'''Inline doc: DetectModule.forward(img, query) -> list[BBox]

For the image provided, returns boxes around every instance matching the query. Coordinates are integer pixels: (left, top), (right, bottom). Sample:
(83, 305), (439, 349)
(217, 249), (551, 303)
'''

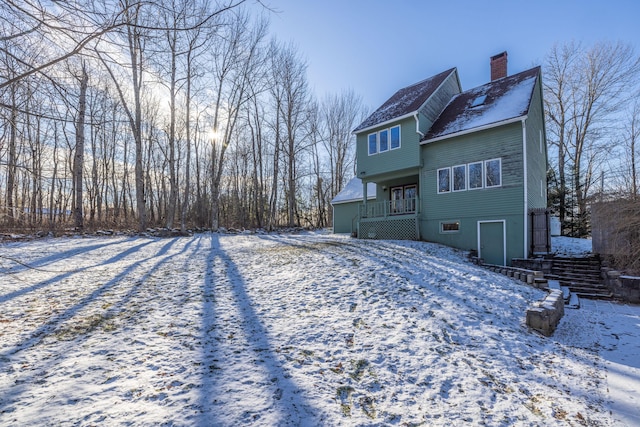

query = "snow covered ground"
(0, 232), (638, 426)
(552, 236), (593, 257)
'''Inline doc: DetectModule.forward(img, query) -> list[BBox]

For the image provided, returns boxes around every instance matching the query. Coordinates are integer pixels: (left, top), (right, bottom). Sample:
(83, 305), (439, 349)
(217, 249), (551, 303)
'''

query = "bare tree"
(544, 41), (640, 236)
(207, 12), (267, 230)
(622, 101), (640, 197)
(270, 42), (310, 227)
(72, 62), (88, 229)
(321, 89), (364, 199)
(96, 0), (151, 231)
(0, 0), (248, 90)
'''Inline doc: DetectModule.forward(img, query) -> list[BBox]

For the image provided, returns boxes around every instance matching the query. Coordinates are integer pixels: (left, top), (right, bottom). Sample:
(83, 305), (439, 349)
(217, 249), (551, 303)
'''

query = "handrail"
(359, 197), (418, 219)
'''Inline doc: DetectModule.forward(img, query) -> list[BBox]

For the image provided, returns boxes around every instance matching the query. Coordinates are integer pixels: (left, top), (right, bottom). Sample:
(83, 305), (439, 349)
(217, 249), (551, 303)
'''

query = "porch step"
(549, 255), (611, 300)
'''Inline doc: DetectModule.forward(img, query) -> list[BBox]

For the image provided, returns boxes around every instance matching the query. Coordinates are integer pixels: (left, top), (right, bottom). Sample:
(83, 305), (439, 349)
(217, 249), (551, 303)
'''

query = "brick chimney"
(490, 51), (508, 81)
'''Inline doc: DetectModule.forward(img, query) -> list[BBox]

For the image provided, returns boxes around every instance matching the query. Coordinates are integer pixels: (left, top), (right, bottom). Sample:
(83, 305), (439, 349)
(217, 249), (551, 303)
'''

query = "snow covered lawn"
(0, 233), (638, 426)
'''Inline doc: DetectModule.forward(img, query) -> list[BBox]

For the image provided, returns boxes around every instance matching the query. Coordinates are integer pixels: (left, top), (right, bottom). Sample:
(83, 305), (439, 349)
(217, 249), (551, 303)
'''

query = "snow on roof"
(423, 67), (540, 142)
(331, 177), (376, 204)
(353, 68), (456, 133)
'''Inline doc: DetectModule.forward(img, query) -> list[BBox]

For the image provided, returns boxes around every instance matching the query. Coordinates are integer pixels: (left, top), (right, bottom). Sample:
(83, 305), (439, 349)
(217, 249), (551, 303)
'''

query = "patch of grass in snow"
(553, 405), (568, 420)
(330, 362), (344, 374)
(336, 386), (355, 417)
(524, 394), (545, 417)
(54, 313), (116, 340)
(349, 359), (370, 381)
(359, 395), (376, 419)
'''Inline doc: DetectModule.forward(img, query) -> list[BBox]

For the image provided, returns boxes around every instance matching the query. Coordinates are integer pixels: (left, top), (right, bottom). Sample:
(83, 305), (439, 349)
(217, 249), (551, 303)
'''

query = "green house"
(331, 177), (376, 234)
(344, 52), (548, 266)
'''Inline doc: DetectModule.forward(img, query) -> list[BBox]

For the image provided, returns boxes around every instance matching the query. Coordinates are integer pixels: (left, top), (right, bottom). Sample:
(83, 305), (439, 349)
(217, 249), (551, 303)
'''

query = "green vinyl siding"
(416, 71), (462, 135)
(332, 202), (360, 234)
(420, 214), (524, 265)
(525, 77), (548, 210)
(419, 122), (526, 263)
(356, 117), (420, 179)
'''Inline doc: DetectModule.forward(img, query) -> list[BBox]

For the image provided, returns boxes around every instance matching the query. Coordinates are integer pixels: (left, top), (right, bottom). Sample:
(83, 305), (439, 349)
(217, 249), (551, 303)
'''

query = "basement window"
(440, 221), (460, 233)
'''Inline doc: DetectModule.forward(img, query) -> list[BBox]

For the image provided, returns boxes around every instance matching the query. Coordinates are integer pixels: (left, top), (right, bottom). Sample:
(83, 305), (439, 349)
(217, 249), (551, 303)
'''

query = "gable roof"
(331, 177), (376, 205)
(353, 68), (457, 133)
(422, 66), (540, 143)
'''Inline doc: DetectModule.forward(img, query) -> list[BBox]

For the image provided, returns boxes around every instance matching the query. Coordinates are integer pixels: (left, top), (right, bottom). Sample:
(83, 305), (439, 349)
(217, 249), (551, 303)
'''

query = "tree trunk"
(6, 85), (17, 227)
(73, 64), (88, 229)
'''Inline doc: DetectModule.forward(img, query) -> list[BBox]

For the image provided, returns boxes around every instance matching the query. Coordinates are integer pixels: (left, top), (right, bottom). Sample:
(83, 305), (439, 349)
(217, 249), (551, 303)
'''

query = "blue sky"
(265, 0), (640, 111)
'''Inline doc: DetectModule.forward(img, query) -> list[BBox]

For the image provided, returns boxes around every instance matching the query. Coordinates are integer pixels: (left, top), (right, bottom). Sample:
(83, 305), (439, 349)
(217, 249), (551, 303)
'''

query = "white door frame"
(477, 219), (506, 266)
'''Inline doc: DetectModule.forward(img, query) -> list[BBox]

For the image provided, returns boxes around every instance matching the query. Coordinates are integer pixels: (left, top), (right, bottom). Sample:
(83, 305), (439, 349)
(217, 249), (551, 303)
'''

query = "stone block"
(526, 289), (565, 337)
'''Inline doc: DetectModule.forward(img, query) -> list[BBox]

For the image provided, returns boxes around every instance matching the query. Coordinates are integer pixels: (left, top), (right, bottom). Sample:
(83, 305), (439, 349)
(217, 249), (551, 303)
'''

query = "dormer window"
(470, 94), (487, 108)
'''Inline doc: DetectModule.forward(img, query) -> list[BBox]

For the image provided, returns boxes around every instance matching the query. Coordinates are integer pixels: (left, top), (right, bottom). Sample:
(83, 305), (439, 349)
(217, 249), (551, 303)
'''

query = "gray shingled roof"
(353, 68), (456, 133)
(422, 67), (540, 142)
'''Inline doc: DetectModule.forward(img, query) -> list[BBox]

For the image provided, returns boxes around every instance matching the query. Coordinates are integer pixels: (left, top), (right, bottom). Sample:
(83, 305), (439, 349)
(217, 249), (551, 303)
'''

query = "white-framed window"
(440, 221), (460, 233)
(437, 157), (502, 193)
(379, 129), (389, 152)
(437, 167), (451, 193)
(368, 126), (401, 155)
(390, 184), (417, 214)
(468, 161), (483, 189)
(453, 164), (466, 192)
(390, 125), (401, 149)
(485, 158), (501, 188)
(368, 133), (377, 155)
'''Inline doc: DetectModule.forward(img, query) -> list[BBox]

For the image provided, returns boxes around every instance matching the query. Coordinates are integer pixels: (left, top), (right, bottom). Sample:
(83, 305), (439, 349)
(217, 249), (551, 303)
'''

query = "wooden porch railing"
(359, 197), (419, 219)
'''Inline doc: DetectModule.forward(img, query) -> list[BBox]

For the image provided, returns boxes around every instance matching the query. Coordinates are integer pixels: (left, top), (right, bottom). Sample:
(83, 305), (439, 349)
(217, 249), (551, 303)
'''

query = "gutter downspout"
(522, 118), (528, 259)
(414, 113), (424, 241)
(414, 113), (424, 138)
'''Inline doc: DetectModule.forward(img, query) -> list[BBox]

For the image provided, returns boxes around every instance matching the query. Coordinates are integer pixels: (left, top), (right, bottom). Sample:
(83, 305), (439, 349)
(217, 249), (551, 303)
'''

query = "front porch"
(356, 198), (420, 240)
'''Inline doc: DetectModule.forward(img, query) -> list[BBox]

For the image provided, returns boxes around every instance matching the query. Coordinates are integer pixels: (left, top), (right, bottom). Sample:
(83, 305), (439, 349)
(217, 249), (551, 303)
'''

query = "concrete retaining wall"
(602, 269), (640, 303)
(526, 289), (565, 336)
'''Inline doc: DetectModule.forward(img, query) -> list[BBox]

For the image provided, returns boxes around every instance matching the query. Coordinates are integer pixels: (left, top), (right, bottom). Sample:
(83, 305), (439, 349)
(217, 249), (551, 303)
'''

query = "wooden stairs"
(547, 255), (612, 300)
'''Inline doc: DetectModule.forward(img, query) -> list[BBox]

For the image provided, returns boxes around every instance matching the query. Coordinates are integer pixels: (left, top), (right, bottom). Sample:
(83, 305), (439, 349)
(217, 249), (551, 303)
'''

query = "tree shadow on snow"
(198, 233), (316, 426)
(0, 238), (155, 304)
(0, 236), (198, 417)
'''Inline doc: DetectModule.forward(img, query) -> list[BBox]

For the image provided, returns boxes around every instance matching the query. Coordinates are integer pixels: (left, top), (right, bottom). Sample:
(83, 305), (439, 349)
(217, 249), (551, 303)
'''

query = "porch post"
(362, 181), (368, 208)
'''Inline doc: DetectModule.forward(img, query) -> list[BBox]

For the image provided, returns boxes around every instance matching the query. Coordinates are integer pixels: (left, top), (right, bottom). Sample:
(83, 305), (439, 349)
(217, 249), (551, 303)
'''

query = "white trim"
(331, 195), (376, 205)
(477, 219), (507, 266)
(437, 167), (451, 194)
(522, 119), (528, 259)
(421, 115), (527, 145)
(354, 69), (459, 135)
(484, 158), (502, 188)
(539, 129), (543, 153)
(379, 128), (389, 152)
(452, 164), (467, 192)
(414, 113), (424, 138)
(390, 125), (401, 150)
(468, 161), (484, 190)
(440, 220), (461, 233)
(355, 112), (416, 135)
(367, 132), (378, 156)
